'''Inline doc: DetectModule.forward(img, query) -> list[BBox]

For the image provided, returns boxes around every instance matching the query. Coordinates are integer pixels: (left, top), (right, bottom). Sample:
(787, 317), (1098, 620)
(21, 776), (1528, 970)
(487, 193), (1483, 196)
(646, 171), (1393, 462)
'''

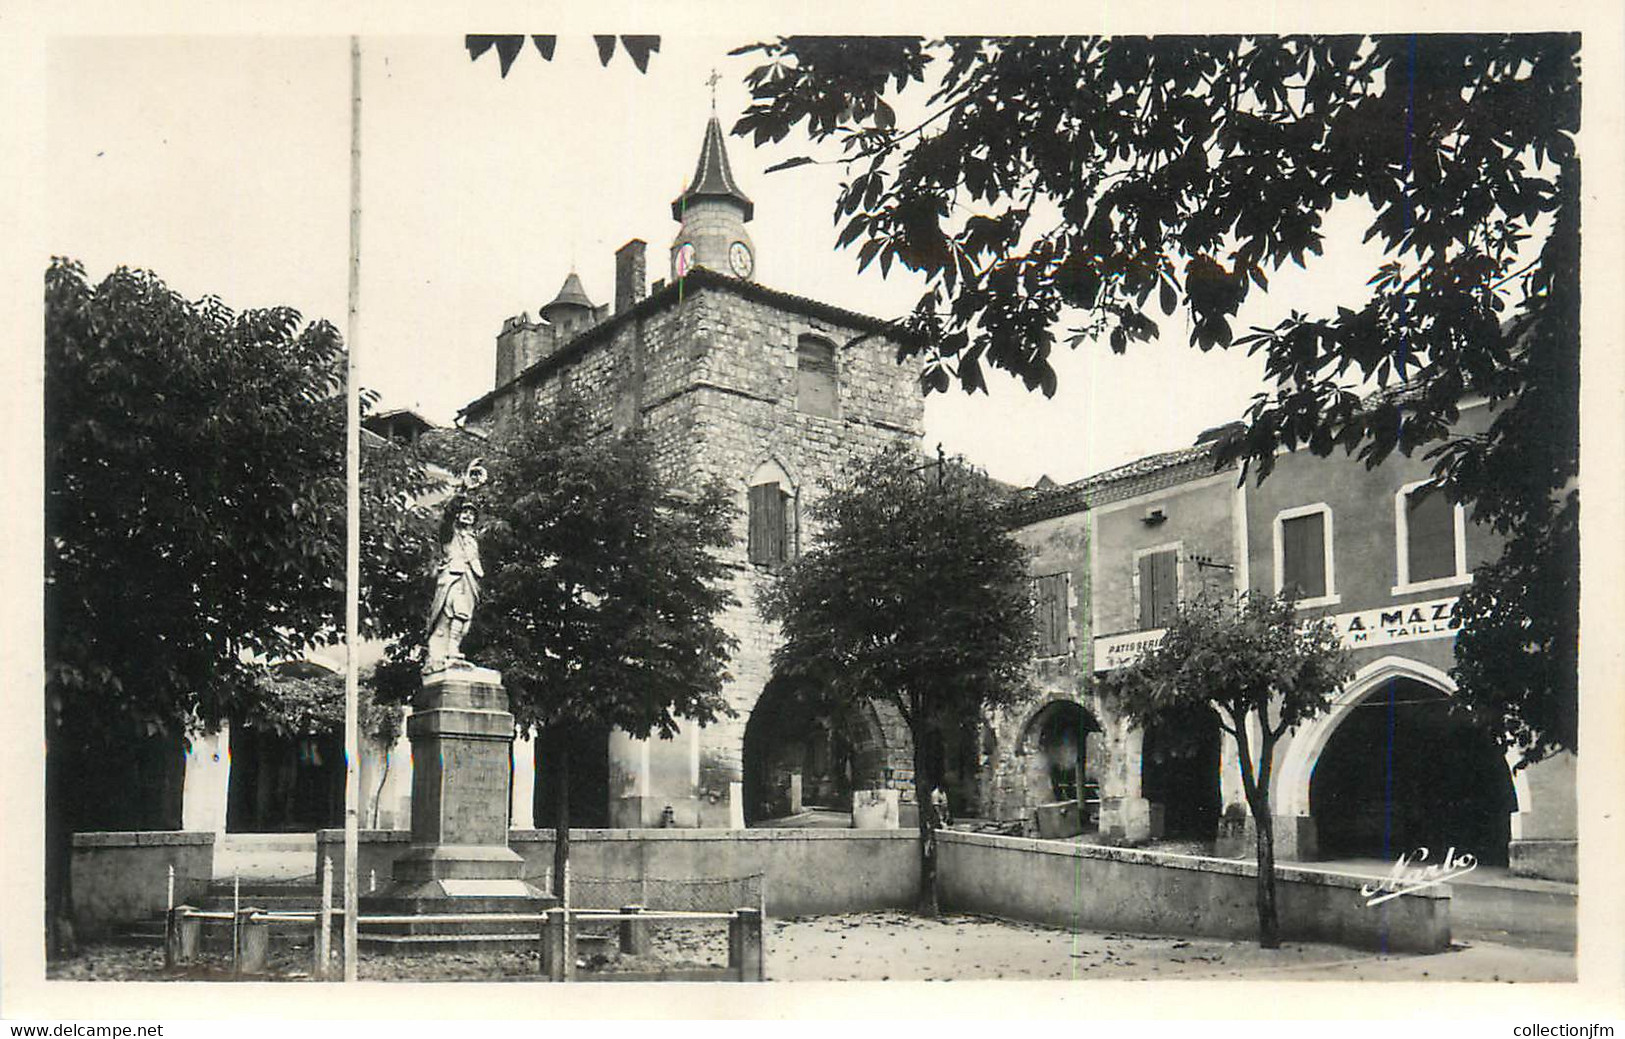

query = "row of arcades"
(728, 400), (1574, 880)
(69, 407), (1573, 881)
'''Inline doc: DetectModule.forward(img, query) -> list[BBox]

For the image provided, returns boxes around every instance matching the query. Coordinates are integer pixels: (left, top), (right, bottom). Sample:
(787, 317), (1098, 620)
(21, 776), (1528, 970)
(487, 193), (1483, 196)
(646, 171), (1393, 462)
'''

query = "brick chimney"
(615, 239), (647, 315)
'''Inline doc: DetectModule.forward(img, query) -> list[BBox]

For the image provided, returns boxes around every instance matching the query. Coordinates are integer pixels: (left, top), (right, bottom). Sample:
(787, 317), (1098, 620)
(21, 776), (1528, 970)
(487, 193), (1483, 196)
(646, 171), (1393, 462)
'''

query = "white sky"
(42, 34), (1413, 488)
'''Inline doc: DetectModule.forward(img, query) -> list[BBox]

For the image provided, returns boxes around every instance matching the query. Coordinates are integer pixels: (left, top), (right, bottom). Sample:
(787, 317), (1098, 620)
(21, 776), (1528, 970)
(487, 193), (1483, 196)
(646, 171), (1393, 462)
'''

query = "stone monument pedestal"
(362, 664), (552, 948)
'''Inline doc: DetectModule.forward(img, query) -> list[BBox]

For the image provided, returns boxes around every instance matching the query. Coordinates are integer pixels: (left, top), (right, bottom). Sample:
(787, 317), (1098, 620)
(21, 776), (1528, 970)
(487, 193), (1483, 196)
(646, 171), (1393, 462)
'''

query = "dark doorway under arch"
(1019, 700), (1101, 826)
(534, 723), (611, 829)
(226, 725), (344, 833)
(1141, 704), (1222, 842)
(58, 726), (186, 833)
(1310, 678), (1516, 865)
(742, 678), (884, 825)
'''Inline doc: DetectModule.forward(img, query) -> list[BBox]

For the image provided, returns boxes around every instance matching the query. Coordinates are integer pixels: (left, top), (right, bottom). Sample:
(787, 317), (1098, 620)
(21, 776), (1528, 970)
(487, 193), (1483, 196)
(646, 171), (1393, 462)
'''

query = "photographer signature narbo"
(1360, 846), (1478, 906)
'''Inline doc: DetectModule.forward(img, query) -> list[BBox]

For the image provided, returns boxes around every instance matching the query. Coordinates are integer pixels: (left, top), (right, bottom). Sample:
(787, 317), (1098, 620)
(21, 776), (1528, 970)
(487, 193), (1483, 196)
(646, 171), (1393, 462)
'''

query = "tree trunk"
(913, 725), (939, 916)
(1230, 711), (1281, 949)
(1253, 802), (1281, 949)
(44, 731), (77, 959)
(552, 737), (570, 903)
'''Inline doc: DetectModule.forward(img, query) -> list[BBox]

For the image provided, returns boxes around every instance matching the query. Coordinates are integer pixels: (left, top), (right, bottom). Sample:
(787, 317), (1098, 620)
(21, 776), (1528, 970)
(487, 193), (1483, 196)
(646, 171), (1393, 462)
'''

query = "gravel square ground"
(43, 911), (1573, 984)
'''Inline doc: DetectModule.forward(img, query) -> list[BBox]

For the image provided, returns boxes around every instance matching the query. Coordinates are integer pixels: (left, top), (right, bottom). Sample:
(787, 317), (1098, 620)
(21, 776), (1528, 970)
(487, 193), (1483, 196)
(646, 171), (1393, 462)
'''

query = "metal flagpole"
(343, 34), (363, 983)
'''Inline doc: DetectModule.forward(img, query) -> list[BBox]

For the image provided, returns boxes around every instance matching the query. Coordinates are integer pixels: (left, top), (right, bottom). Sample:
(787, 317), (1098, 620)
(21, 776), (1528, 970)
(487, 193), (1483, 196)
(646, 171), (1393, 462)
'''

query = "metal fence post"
(727, 911), (741, 971)
(164, 907), (186, 968)
(735, 907), (763, 982)
(238, 910), (268, 974)
(231, 873), (241, 977)
(177, 908), (201, 964)
(619, 904), (649, 956)
(543, 907), (572, 981)
(317, 855), (334, 980)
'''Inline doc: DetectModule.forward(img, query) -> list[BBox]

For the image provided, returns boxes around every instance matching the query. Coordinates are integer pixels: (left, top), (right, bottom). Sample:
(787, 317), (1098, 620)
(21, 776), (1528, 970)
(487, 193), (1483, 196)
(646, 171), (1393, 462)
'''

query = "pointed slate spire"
(540, 270), (594, 318)
(671, 115), (754, 222)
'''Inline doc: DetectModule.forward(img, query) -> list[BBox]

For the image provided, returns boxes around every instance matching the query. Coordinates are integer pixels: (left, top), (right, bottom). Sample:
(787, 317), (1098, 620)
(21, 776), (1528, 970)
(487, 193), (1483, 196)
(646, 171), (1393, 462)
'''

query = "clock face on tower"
(729, 241), (754, 279)
(674, 242), (697, 279)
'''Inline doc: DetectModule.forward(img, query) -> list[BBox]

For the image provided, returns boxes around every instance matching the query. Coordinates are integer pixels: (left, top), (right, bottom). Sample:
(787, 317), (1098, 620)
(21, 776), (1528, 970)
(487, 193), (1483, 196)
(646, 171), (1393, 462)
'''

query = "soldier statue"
(425, 460), (488, 668)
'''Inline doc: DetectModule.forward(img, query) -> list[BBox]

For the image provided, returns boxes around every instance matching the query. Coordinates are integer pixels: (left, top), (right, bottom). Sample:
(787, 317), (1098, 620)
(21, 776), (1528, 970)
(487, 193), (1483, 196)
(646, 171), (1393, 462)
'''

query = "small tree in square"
(759, 442), (1036, 914)
(456, 399), (738, 899)
(1094, 592), (1353, 948)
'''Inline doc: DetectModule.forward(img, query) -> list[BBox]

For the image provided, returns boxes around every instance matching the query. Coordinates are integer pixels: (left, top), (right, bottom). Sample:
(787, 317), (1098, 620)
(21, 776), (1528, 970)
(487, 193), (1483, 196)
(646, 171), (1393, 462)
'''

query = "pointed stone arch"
(1013, 698), (1103, 828)
(1274, 654), (1530, 862)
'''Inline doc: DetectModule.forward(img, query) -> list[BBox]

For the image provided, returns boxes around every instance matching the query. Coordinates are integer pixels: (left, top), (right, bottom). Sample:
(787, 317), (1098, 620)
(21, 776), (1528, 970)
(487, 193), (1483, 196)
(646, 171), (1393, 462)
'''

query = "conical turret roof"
(671, 115), (754, 222)
(541, 271), (595, 315)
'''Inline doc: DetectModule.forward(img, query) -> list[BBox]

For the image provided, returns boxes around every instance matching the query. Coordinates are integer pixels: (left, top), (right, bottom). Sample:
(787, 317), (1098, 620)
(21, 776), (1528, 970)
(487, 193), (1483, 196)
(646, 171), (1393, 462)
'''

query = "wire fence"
(569, 873), (765, 914)
(156, 864), (764, 914)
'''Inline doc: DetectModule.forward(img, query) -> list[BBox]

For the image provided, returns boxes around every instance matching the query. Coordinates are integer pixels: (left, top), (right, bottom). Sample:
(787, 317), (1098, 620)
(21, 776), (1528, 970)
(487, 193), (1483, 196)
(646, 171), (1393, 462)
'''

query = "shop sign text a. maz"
(1091, 596), (1462, 672)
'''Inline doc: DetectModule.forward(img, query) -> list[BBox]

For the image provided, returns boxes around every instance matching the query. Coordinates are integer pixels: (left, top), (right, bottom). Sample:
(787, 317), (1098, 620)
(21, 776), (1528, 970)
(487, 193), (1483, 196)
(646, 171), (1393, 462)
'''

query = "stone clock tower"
(670, 114), (756, 282)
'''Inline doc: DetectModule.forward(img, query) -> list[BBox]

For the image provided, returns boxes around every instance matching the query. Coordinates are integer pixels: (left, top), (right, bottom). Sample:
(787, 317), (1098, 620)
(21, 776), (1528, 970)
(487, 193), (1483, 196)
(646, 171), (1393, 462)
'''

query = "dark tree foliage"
(466, 34), (660, 77)
(1095, 593), (1353, 948)
(1451, 488), (1579, 762)
(733, 35), (1580, 762)
(43, 259), (430, 954)
(456, 400), (738, 897)
(759, 443), (1036, 913)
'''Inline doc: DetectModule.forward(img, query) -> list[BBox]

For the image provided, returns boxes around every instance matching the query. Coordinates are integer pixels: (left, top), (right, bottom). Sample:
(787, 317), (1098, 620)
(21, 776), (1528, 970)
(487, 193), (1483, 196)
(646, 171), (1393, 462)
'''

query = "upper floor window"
(1274, 503), (1338, 606)
(1135, 547), (1179, 630)
(1394, 480), (1470, 593)
(796, 335), (838, 418)
(1033, 572), (1070, 656)
(748, 480), (796, 568)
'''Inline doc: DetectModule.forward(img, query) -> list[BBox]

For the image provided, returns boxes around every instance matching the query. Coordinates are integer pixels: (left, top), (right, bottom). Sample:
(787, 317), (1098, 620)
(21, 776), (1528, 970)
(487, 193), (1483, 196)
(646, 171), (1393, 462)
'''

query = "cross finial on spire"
(707, 67), (721, 110)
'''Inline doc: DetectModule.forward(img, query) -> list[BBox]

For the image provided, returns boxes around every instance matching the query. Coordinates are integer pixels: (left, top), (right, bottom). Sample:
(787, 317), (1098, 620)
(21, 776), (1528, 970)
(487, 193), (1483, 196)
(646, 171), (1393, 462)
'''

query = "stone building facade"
(144, 117), (1574, 886)
(458, 115), (925, 828)
(1005, 402), (1577, 881)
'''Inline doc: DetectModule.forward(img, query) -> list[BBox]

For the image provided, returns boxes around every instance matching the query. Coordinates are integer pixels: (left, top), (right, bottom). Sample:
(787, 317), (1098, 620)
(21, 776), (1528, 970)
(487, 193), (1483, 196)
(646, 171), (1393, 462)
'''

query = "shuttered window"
(748, 482), (792, 567)
(1137, 550), (1178, 629)
(1280, 512), (1327, 599)
(1405, 486), (1457, 583)
(796, 337), (838, 418)
(1033, 573), (1070, 656)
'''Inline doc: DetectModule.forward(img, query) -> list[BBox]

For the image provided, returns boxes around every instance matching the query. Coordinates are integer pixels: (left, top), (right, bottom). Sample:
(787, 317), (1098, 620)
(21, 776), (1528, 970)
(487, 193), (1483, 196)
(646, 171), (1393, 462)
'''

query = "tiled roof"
(1005, 443), (1231, 526)
(459, 266), (915, 422)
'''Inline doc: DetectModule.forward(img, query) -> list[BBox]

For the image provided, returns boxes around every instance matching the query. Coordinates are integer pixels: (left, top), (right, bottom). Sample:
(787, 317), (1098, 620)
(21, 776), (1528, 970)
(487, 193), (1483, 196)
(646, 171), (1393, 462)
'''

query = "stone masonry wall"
(985, 511), (1095, 826)
(646, 287), (923, 820)
(472, 280), (923, 825)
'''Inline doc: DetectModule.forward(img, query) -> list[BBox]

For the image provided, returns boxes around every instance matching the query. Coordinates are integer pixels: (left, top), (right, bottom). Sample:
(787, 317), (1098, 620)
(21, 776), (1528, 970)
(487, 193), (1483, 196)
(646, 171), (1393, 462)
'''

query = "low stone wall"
(71, 831), (215, 936)
(1509, 839), (1577, 883)
(318, 828), (919, 915)
(314, 829), (412, 898)
(311, 827), (1450, 953)
(937, 831), (1450, 953)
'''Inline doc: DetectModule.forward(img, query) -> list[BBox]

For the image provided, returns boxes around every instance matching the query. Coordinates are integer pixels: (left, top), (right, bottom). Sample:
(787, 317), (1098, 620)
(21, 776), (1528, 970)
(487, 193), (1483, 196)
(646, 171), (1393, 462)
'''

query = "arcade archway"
(226, 725), (344, 833)
(741, 677), (887, 825)
(1141, 704), (1222, 843)
(534, 723), (611, 829)
(1280, 658), (1523, 866)
(1017, 700), (1101, 826)
(226, 662), (345, 833)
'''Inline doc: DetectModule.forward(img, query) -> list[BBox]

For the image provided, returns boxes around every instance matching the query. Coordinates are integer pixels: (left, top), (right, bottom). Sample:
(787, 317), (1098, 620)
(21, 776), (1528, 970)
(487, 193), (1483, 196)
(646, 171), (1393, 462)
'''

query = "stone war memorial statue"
(425, 459), (487, 669)
(362, 458), (551, 939)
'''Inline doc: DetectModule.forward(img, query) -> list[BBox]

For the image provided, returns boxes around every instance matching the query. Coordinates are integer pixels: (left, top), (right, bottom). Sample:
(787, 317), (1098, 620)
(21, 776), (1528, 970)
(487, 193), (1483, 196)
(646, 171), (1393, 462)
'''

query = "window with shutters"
(748, 481), (795, 568)
(1394, 480), (1470, 593)
(1135, 547), (1179, 630)
(1274, 503), (1338, 605)
(1033, 572), (1070, 656)
(796, 335), (838, 418)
